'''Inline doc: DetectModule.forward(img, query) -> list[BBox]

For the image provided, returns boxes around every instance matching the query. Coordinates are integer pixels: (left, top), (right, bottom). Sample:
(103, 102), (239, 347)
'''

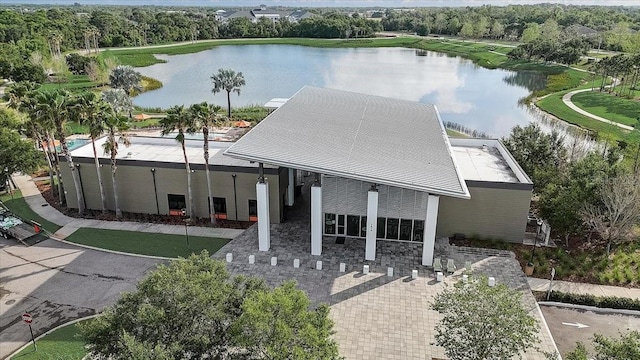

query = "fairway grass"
(536, 92), (626, 141)
(0, 190), (61, 234)
(65, 228), (230, 258)
(11, 320), (88, 360)
(571, 91), (640, 128)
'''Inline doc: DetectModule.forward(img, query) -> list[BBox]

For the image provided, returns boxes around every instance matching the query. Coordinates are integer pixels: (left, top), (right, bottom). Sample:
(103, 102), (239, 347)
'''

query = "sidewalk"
(11, 174), (246, 240)
(528, 277), (640, 300)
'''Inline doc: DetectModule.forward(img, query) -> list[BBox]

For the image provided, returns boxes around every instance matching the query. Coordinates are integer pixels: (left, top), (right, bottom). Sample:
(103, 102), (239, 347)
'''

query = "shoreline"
(98, 37), (616, 139)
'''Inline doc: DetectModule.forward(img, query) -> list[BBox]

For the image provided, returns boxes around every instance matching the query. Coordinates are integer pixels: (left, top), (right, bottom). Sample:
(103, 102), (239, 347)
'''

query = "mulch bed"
(35, 180), (252, 230)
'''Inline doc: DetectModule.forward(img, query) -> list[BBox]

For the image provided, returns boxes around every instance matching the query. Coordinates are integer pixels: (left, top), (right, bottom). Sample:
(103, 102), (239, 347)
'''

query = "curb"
(533, 301), (562, 359)
(539, 301), (640, 317)
(7, 314), (101, 360)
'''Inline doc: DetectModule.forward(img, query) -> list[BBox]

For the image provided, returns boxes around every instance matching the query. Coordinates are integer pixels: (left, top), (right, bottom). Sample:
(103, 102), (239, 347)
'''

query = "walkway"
(528, 277), (640, 300)
(562, 87), (634, 131)
(212, 182), (558, 360)
(11, 174), (245, 240)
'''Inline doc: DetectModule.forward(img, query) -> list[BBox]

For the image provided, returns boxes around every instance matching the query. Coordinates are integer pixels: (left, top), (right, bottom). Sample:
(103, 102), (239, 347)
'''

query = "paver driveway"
(0, 238), (162, 359)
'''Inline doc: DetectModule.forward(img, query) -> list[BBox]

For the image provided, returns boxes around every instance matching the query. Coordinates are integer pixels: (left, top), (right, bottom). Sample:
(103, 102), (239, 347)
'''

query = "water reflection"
(133, 45), (547, 137)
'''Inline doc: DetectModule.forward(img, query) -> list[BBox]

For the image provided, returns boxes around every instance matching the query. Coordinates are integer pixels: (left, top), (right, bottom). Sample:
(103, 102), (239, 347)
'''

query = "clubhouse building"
(60, 87), (532, 267)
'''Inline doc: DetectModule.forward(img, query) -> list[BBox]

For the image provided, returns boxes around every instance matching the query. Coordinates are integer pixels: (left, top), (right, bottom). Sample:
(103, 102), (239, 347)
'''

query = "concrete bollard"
(339, 263), (346, 272)
(462, 274), (469, 283)
(387, 267), (394, 277)
(363, 265), (370, 274)
(271, 256), (277, 266)
(248, 255), (255, 264)
(412, 270), (418, 280)
(488, 277), (496, 287)
(316, 260), (322, 270)
(293, 259), (300, 268)
(436, 272), (444, 282)
(226, 253), (233, 263)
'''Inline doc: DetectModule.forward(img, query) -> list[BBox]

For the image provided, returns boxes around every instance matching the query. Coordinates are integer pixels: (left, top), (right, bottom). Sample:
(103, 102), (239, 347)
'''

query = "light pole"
(181, 208), (190, 247)
(4, 168), (13, 200)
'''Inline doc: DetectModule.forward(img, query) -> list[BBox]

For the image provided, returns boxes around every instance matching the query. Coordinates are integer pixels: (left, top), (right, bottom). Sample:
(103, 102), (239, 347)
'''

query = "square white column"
(311, 184), (322, 256)
(256, 181), (271, 251)
(365, 190), (378, 261)
(287, 168), (295, 206)
(422, 194), (440, 266)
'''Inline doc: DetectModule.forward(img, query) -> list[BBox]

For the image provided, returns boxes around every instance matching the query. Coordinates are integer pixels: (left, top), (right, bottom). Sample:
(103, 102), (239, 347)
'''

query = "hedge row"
(546, 290), (640, 311)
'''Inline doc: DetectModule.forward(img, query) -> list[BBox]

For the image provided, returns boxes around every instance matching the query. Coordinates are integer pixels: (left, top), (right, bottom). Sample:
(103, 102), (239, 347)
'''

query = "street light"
(4, 168), (13, 200)
(181, 208), (190, 247)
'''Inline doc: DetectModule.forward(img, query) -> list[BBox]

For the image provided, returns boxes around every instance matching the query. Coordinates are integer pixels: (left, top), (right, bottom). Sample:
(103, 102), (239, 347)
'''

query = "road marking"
(562, 322), (589, 329)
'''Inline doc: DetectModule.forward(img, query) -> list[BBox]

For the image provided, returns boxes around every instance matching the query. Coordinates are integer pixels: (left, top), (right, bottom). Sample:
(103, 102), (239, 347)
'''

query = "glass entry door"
(337, 215), (346, 236)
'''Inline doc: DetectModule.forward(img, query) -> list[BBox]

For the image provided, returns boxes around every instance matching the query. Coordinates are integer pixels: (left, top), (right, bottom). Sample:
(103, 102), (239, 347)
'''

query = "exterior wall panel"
(437, 185), (531, 242)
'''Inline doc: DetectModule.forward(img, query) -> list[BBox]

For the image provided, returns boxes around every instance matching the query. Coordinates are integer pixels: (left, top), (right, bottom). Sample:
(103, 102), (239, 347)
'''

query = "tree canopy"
(0, 109), (43, 184)
(431, 276), (539, 360)
(566, 331), (640, 360)
(79, 251), (340, 360)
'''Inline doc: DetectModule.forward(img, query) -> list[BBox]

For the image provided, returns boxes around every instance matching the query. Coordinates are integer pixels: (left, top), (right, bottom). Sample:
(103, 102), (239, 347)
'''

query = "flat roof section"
(69, 136), (272, 168)
(452, 145), (518, 183)
(449, 138), (532, 185)
(225, 86), (470, 199)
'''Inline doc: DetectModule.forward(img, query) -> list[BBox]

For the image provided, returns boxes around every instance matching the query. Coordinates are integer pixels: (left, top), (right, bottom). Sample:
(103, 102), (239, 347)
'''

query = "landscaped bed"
(451, 238), (640, 287)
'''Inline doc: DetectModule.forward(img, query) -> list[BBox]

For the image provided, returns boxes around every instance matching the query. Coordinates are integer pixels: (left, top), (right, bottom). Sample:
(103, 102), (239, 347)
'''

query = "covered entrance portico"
(224, 87), (470, 267)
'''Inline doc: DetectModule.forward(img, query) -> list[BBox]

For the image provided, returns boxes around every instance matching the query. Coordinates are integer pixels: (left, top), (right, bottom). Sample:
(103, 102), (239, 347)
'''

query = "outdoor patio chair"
(433, 257), (443, 273)
(464, 260), (472, 273)
(446, 259), (456, 274)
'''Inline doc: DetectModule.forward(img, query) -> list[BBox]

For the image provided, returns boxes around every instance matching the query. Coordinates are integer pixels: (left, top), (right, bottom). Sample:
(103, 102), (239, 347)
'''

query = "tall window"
(377, 217), (386, 238)
(167, 194), (186, 215)
(324, 213), (336, 234)
(386, 218), (399, 240)
(413, 220), (424, 242)
(248, 199), (257, 221)
(213, 197), (227, 219)
(400, 219), (413, 241)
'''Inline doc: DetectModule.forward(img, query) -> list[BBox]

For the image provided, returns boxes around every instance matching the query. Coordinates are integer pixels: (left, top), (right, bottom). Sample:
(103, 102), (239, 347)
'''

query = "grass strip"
(11, 320), (88, 360)
(65, 228), (230, 258)
(0, 190), (61, 233)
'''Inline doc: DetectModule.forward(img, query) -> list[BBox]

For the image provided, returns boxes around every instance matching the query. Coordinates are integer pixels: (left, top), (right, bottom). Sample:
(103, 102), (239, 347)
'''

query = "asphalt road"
(540, 304), (640, 357)
(0, 238), (162, 359)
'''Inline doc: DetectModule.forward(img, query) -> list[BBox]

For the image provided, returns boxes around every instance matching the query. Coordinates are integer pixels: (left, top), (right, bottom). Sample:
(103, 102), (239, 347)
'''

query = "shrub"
(547, 291), (640, 311)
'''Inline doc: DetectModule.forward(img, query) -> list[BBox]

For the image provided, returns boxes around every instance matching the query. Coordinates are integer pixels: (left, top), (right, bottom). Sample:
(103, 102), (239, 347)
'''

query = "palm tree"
(188, 102), (224, 224)
(160, 105), (195, 220)
(101, 88), (134, 116)
(102, 112), (131, 218)
(35, 89), (85, 214)
(75, 92), (110, 213)
(211, 68), (246, 118)
(109, 65), (142, 96)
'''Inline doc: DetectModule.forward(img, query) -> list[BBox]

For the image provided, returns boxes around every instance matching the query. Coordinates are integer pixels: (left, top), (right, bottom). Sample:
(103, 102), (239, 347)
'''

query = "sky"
(4, 0), (640, 7)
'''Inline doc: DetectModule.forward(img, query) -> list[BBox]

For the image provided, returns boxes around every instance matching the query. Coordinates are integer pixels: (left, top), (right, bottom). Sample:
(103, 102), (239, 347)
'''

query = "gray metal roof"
(224, 86), (470, 199)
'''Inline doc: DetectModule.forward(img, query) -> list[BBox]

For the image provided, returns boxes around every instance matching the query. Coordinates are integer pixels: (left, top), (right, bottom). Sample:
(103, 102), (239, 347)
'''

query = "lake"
(133, 45), (547, 137)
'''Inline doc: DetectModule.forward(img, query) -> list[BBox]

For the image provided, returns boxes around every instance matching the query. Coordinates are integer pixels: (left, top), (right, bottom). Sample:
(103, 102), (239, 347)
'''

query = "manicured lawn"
(39, 75), (100, 92)
(572, 91), (640, 127)
(460, 239), (640, 286)
(65, 228), (230, 258)
(536, 90), (627, 142)
(0, 190), (61, 233)
(11, 320), (88, 360)
(446, 129), (468, 138)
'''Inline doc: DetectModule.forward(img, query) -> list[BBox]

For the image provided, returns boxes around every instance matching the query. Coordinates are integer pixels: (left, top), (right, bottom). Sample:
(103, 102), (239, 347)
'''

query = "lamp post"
(4, 168), (13, 200)
(181, 208), (190, 247)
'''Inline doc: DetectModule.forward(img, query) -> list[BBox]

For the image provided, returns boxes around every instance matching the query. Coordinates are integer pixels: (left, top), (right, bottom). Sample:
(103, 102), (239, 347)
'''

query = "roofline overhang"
(223, 150), (471, 199)
(434, 105), (471, 199)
